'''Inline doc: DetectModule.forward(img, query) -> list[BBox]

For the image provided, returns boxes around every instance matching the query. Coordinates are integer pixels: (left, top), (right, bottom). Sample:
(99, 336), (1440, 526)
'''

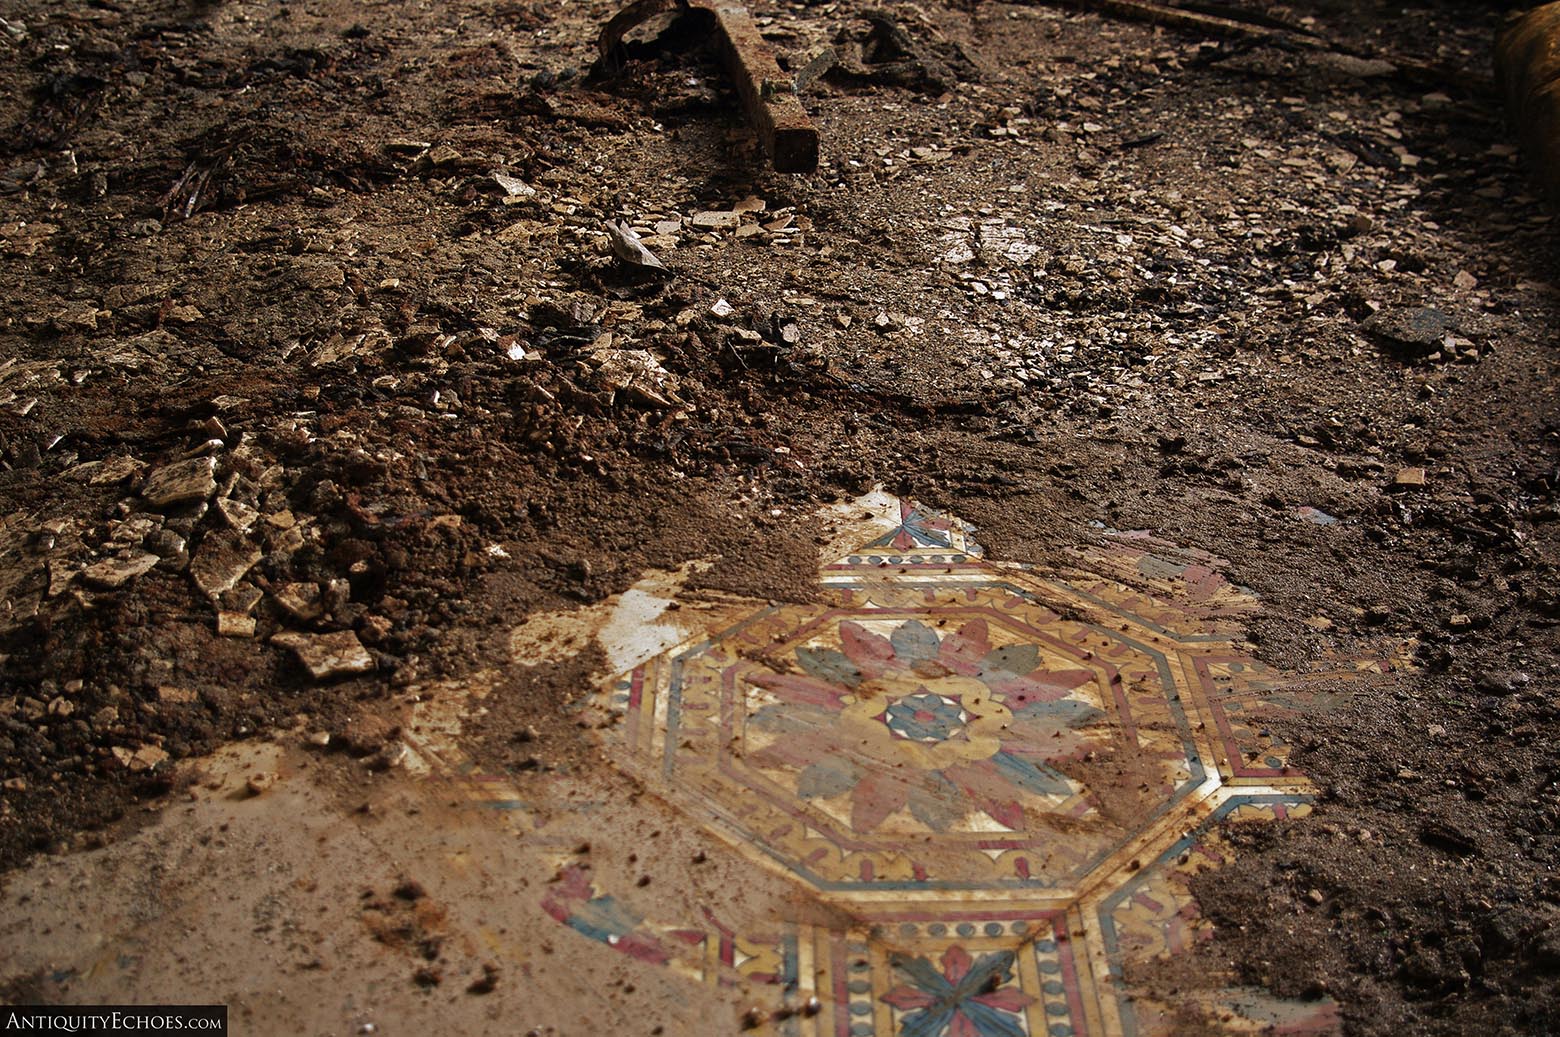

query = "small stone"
(246, 771), (277, 796)
(157, 685), (197, 704)
(710, 298), (736, 319)
(1448, 613), (1473, 629)
(272, 630), (375, 680)
(306, 730), (332, 748)
(1307, 888), (1325, 905)
(1453, 270), (1478, 290)
(2, 777), (26, 792)
(467, 963), (499, 995)
(217, 611), (257, 638)
(367, 741), (409, 771)
(732, 196), (766, 214)
(1394, 467), (1428, 487)
(140, 456), (218, 509)
(80, 551), (160, 589)
(491, 171), (535, 198)
(358, 614), (393, 644)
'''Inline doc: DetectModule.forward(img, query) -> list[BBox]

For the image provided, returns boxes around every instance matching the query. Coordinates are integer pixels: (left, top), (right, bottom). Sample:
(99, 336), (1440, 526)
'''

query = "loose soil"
(1, 0), (1557, 1033)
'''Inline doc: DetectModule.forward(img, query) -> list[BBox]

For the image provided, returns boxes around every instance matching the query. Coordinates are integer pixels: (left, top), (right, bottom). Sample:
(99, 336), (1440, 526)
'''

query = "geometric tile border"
(404, 494), (1399, 1036)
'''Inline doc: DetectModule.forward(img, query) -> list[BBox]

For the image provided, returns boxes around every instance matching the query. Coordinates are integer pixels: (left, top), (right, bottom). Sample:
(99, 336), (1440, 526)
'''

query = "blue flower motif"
(883, 693), (968, 743)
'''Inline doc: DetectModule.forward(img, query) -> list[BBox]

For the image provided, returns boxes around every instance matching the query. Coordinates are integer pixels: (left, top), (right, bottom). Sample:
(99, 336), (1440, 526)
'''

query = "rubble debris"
(80, 551), (160, 589)
(272, 630), (375, 680)
(215, 611), (254, 636)
(67, 455), (144, 486)
(111, 744), (169, 773)
(605, 220), (668, 271)
(272, 581), (325, 622)
(792, 45), (839, 93)
(216, 497), (260, 534)
(690, 210), (739, 230)
(190, 532), (263, 598)
(490, 171), (536, 199)
(139, 457), (218, 509)
(587, 348), (680, 407)
(827, 9), (979, 95)
(598, 0), (819, 173)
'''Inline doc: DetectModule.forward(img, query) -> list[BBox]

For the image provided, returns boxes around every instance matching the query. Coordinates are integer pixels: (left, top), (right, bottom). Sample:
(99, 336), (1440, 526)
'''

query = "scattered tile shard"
(272, 630), (374, 680)
(216, 611), (257, 638)
(605, 221), (668, 271)
(491, 171), (536, 199)
(67, 455), (143, 486)
(690, 210), (740, 231)
(190, 532), (263, 598)
(112, 744), (169, 772)
(272, 582), (325, 622)
(140, 456), (217, 509)
(80, 551), (160, 589)
(216, 497), (260, 534)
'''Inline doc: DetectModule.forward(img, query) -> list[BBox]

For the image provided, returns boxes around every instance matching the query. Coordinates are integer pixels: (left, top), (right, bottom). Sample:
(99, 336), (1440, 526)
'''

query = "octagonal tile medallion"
(405, 493), (1401, 1037)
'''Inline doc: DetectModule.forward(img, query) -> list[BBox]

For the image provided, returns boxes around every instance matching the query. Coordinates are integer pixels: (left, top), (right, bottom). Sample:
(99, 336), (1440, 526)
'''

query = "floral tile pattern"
(406, 494), (1396, 1036)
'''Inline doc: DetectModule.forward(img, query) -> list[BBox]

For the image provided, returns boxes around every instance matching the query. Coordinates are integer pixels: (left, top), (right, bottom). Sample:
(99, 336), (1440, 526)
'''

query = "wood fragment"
(1012, 0), (1486, 93)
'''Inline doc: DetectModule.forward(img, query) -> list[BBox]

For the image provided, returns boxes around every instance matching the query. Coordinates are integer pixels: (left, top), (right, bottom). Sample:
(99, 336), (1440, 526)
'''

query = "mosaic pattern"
(405, 495), (1395, 1036)
(605, 593), (1220, 894)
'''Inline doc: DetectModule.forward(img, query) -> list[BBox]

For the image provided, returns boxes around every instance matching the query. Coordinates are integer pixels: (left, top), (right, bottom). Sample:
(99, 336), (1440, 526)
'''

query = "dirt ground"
(1, 0), (1558, 1033)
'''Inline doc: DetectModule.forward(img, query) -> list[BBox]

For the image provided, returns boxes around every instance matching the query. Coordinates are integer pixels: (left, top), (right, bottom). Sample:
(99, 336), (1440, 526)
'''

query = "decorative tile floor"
(405, 494), (1401, 1036)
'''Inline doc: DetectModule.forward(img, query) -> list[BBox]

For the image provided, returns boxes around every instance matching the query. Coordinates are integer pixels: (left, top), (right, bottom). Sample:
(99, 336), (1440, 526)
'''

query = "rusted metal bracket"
(598, 0), (819, 174)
